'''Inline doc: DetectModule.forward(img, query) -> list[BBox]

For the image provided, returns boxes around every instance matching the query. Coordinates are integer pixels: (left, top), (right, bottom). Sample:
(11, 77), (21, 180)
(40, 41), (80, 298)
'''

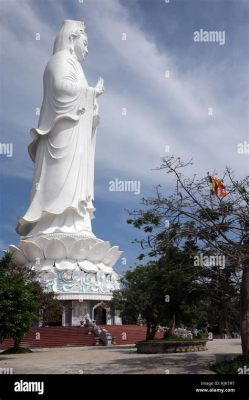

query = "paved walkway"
(0, 339), (241, 374)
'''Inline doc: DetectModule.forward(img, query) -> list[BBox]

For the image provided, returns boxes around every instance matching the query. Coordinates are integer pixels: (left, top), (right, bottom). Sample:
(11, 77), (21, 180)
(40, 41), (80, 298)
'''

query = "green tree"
(0, 252), (62, 350)
(112, 245), (207, 340)
(112, 263), (164, 340)
(127, 156), (248, 355)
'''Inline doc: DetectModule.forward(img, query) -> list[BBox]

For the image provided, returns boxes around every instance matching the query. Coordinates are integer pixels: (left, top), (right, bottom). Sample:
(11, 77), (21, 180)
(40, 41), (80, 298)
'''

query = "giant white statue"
(10, 21), (122, 325)
(17, 20), (103, 238)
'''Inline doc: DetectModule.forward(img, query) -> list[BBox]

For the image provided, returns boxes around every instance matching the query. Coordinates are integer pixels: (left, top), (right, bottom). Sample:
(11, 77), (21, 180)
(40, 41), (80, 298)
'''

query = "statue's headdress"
(53, 20), (87, 55)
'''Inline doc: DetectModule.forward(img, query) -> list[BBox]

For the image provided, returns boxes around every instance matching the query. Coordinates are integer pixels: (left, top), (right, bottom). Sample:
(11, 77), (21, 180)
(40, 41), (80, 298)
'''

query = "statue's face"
(74, 34), (88, 62)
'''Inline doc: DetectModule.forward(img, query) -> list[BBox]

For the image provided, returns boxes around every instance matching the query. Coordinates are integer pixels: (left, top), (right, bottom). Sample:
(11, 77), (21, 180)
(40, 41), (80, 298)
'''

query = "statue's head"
(53, 20), (88, 62)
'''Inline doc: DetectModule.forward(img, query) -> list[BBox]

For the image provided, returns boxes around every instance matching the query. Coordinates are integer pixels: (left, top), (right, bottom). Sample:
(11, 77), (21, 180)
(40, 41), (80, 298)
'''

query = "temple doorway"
(93, 303), (107, 324)
(48, 314), (62, 326)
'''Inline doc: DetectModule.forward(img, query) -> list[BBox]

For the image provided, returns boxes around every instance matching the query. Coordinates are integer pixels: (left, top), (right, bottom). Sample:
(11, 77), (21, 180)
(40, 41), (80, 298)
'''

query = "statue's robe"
(17, 50), (98, 237)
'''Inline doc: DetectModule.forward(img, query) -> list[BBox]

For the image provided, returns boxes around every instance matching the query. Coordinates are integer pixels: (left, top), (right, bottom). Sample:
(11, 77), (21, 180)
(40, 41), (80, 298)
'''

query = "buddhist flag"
(209, 176), (227, 198)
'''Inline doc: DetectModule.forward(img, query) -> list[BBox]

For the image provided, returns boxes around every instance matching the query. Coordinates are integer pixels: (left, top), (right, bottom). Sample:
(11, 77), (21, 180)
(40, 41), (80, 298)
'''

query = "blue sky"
(0, 0), (248, 276)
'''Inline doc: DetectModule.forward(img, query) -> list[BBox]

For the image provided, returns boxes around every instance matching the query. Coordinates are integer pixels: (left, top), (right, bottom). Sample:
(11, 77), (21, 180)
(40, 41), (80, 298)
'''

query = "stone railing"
(83, 314), (112, 346)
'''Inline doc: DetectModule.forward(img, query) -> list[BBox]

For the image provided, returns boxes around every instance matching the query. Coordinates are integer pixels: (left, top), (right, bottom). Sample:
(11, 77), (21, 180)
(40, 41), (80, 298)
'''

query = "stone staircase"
(0, 327), (97, 349)
(0, 325), (163, 350)
(100, 325), (163, 345)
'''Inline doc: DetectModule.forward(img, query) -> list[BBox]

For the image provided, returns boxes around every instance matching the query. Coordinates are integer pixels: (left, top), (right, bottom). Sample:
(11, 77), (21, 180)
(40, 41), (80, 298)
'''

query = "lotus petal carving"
(9, 235), (121, 272)
(97, 262), (113, 274)
(78, 260), (98, 272)
(102, 246), (123, 267)
(54, 259), (77, 271)
(20, 241), (43, 261)
(87, 242), (111, 263)
(44, 239), (67, 259)
(9, 245), (28, 265)
(33, 236), (50, 248)
(69, 239), (90, 260)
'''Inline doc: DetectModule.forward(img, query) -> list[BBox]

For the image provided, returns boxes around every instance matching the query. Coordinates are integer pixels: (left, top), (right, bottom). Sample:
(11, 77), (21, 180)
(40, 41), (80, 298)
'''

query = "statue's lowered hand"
(95, 77), (104, 97)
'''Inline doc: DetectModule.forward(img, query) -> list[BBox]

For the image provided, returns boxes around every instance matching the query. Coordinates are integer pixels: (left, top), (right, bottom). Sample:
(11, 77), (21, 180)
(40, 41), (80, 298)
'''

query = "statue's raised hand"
(95, 77), (104, 97)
